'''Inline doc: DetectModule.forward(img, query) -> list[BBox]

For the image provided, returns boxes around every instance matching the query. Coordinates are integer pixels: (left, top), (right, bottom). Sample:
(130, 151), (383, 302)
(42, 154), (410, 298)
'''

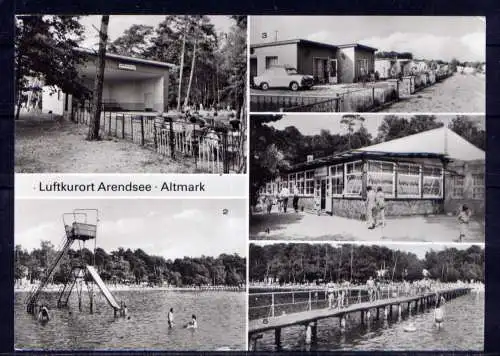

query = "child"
(185, 314), (198, 329)
(168, 307), (174, 328)
(375, 187), (386, 227)
(457, 205), (471, 242)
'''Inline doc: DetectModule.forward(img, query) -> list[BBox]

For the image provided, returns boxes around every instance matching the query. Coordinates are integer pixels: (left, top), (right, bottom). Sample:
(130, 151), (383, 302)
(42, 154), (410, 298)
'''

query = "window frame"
(344, 160), (364, 197)
(366, 160), (396, 199)
(397, 162), (421, 199)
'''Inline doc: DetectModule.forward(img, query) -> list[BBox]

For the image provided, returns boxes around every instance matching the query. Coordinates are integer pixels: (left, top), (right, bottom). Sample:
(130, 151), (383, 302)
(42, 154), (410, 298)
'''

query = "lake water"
(252, 292), (484, 351)
(15, 290), (246, 351)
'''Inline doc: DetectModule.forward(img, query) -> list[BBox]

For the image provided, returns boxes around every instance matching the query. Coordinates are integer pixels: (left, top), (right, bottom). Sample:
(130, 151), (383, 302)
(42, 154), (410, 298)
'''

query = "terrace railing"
(71, 105), (244, 174)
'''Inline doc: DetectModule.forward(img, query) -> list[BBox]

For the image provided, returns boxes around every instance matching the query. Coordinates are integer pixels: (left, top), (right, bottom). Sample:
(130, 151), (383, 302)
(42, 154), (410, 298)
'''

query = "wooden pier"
(248, 287), (471, 351)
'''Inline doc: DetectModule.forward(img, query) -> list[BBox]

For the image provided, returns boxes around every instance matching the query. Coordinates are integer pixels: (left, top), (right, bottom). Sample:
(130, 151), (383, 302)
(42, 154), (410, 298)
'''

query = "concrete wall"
(375, 60), (392, 79)
(338, 47), (355, 83)
(252, 43), (298, 76)
(444, 160), (485, 217)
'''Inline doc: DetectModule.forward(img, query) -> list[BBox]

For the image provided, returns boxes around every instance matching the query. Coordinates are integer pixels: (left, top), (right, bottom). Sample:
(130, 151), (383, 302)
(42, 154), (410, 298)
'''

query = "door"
(320, 179), (327, 210)
(325, 177), (333, 213)
(250, 58), (257, 86)
(329, 59), (338, 84)
(313, 58), (327, 84)
(144, 92), (153, 111)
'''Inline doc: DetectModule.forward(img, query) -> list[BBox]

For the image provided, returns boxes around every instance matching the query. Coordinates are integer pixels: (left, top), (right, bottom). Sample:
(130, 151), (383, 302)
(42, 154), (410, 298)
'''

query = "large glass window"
(397, 163), (420, 198)
(344, 161), (363, 196)
(329, 164), (344, 196)
(472, 173), (484, 200)
(296, 172), (305, 195)
(288, 173), (296, 192)
(305, 170), (315, 195)
(452, 175), (465, 199)
(367, 161), (395, 198)
(422, 167), (443, 198)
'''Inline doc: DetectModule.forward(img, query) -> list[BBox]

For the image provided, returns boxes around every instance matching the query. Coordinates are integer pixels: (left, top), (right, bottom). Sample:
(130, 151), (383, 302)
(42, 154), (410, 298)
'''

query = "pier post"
(376, 308), (380, 320)
(311, 322), (318, 344)
(275, 328), (282, 351)
(398, 304), (402, 319)
(271, 293), (275, 317)
(305, 324), (312, 345)
(308, 291), (312, 311)
(361, 310), (365, 324)
(366, 309), (371, 321)
(384, 306), (388, 320)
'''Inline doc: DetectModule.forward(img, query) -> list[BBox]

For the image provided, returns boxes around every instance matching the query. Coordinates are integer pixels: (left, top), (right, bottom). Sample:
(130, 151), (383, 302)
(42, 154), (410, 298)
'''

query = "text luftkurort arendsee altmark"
(38, 181), (206, 192)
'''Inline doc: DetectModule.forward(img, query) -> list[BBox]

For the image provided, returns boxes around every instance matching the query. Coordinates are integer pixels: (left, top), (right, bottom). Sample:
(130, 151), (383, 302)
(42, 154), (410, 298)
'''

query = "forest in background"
(249, 243), (484, 285)
(250, 114), (485, 206)
(15, 241), (246, 287)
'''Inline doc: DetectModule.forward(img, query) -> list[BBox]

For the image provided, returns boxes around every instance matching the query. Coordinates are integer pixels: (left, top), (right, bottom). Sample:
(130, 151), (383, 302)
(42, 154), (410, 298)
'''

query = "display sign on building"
(118, 63), (137, 71)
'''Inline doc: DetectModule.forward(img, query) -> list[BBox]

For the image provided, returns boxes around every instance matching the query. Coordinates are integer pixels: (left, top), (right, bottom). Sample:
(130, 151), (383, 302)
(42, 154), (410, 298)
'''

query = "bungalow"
(250, 39), (377, 84)
(263, 127), (485, 219)
(41, 48), (176, 116)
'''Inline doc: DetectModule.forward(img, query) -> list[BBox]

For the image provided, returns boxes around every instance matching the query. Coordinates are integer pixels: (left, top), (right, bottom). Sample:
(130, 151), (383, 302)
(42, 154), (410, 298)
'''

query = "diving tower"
(26, 209), (123, 316)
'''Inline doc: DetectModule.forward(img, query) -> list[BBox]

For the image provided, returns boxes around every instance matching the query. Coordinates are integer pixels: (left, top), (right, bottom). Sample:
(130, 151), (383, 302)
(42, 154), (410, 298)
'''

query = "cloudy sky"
(252, 242), (483, 259)
(79, 15), (235, 49)
(264, 114), (485, 137)
(15, 199), (246, 259)
(250, 16), (485, 62)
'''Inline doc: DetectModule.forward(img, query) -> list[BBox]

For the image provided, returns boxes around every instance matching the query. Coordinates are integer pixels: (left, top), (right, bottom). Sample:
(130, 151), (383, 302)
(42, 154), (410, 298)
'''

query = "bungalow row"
(250, 39), (378, 84)
(40, 48), (176, 117)
(262, 127), (485, 219)
(375, 59), (452, 80)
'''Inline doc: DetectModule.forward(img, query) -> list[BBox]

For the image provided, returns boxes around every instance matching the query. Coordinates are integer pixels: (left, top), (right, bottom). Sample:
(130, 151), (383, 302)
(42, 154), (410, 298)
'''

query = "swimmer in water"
(434, 294), (445, 329)
(38, 305), (50, 322)
(185, 314), (197, 329)
(168, 308), (174, 328)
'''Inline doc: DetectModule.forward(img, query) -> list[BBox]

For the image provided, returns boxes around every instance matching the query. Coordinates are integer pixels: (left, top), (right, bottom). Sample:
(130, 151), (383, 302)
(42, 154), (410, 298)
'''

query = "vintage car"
(253, 65), (314, 91)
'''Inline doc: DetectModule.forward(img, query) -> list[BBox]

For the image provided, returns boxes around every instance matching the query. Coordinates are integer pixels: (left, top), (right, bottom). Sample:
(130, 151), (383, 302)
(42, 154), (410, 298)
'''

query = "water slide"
(86, 265), (121, 310)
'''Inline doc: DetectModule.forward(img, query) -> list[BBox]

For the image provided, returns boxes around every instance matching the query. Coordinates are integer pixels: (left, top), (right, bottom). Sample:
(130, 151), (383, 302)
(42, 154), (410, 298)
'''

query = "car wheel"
(290, 82), (299, 91)
(260, 82), (269, 91)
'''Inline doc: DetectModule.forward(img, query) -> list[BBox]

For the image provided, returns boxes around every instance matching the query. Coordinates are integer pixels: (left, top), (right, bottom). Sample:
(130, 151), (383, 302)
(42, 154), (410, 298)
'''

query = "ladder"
(56, 268), (81, 308)
(26, 235), (74, 313)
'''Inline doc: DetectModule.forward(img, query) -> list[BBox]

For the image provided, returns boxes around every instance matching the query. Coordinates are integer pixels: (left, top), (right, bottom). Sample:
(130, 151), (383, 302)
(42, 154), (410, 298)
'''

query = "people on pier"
(168, 307), (175, 328)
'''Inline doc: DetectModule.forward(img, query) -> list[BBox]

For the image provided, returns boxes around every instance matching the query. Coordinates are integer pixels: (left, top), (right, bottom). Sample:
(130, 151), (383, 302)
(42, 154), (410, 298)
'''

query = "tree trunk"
(183, 31), (198, 109)
(87, 15), (109, 141)
(176, 18), (188, 112)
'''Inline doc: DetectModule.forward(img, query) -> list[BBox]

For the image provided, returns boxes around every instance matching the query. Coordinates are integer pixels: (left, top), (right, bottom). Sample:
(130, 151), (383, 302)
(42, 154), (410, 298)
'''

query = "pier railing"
(249, 285), (425, 321)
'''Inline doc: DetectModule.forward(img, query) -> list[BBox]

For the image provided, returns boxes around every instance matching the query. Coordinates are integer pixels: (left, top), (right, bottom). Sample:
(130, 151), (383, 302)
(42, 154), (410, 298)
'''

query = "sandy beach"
(15, 114), (199, 173)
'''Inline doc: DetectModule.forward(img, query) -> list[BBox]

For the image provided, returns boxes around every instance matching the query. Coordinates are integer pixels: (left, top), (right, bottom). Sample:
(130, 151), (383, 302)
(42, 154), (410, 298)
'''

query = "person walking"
(280, 185), (290, 213)
(375, 187), (386, 227)
(292, 185), (300, 213)
(366, 186), (377, 229)
(457, 204), (471, 242)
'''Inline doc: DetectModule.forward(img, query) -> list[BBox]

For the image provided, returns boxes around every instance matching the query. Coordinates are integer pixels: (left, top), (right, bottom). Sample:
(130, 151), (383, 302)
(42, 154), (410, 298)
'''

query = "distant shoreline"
(14, 284), (246, 293)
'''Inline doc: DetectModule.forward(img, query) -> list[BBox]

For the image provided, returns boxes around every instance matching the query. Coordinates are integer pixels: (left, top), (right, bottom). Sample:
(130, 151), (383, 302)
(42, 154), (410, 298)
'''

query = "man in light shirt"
(280, 186), (290, 213)
(366, 186), (376, 229)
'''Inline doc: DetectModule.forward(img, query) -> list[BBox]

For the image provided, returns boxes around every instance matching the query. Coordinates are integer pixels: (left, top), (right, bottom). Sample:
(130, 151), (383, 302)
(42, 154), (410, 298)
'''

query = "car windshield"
(285, 68), (298, 75)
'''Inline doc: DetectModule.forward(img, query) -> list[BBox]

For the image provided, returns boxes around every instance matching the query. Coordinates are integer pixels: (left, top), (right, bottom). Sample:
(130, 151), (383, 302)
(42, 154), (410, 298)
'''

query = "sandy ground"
(15, 114), (198, 173)
(383, 73), (485, 112)
(250, 209), (485, 243)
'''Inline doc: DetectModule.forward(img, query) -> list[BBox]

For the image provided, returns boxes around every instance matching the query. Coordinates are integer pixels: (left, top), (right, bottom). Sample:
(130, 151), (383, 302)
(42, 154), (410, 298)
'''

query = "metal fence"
(248, 285), (418, 321)
(72, 103), (244, 174)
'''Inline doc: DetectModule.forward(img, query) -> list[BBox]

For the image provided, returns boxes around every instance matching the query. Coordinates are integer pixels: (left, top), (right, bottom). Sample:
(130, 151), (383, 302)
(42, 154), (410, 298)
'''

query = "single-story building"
(41, 48), (176, 116)
(263, 127), (485, 219)
(250, 39), (377, 84)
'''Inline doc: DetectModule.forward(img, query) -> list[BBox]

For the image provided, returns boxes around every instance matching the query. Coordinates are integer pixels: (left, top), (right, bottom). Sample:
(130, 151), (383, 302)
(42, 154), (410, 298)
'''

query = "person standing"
(292, 185), (300, 213)
(457, 204), (471, 242)
(375, 187), (386, 227)
(280, 185), (290, 213)
(168, 307), (174, 328)
(366, 186), (377, 229)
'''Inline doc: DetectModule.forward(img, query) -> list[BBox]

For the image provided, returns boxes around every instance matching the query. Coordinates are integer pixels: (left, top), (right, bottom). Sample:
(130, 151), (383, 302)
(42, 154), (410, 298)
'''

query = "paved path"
(250, 210), (484, 242)
(383, 74), (485, 112)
